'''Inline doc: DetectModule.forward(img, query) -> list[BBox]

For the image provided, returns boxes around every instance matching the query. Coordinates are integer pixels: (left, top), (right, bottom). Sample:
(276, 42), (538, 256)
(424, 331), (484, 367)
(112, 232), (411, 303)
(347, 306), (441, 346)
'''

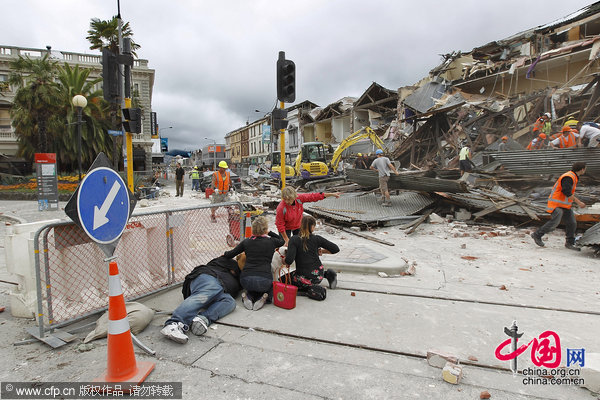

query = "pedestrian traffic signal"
(101, 48), (119, 103)
(272, 108), (288, 131)
(277, 52), (295, 103)
(122, 107), (142, 134)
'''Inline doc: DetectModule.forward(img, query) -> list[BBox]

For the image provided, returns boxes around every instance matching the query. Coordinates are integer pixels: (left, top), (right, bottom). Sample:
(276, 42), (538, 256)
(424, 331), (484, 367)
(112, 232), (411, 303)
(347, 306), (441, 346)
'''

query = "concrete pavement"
(0, 178), (598, 399)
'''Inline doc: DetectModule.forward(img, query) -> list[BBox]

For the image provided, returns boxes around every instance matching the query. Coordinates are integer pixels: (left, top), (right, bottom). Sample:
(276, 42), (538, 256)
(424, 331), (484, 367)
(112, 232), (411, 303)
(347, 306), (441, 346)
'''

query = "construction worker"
(190, 166), (201, 191)
(370, 149), (399, 207)
(354, 153), (368, 169)
(527, 133), (548, 150)
(498, 136), (509, 152)
(577, 121), (600, 147)
(550, 126), (579, 149)
(531, 162), (586, 251)
(533, 112), (552, 138)
(211, 161), (231, 222)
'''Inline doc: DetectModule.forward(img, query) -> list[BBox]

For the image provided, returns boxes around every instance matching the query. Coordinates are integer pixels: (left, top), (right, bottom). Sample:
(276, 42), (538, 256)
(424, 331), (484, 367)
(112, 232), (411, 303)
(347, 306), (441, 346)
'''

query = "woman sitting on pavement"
(276, 187), (341, 246)
(282, 215), (340, 301)
(223, 216), (284, 311)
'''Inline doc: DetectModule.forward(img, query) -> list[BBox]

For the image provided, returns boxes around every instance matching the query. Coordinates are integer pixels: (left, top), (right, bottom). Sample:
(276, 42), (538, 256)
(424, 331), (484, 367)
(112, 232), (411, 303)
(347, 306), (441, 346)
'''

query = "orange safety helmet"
(539, 133), (547, 139)
(501, 136), (508, 140)
(562, 125), (572, 133)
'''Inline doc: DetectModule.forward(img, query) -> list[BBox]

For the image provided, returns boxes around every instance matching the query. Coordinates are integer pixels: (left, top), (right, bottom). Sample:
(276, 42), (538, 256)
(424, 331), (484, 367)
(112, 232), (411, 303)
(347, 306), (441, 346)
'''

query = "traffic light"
(271, 108), (288, 130)
(101, 48), (119, 103)
(122, 107), (142, 133)
(277, 52), (295, 103)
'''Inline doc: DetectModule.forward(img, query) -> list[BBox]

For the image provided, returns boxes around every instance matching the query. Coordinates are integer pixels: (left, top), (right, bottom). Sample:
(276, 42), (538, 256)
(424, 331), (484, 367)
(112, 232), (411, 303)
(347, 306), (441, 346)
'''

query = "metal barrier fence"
(32, 202), (244, 337)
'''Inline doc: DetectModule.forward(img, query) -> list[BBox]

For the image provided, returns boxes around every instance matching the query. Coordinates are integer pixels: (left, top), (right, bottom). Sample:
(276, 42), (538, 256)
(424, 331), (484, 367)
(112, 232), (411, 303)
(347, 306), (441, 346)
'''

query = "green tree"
(9, 54), (61, 157)
(56, 64), (114, 170)
(86, 17), (140, 56)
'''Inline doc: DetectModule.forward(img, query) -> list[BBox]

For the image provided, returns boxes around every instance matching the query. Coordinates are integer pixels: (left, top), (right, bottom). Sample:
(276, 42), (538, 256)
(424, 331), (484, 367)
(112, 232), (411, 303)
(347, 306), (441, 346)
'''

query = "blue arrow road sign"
(76, 167), (130, 244)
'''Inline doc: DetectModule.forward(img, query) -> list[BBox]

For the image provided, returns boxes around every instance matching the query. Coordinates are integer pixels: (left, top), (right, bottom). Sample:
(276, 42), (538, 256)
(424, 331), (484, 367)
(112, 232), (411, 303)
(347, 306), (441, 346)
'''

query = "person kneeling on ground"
(161, 255), (244, 344)
(223, 216), (284, 311)
(282, 215), (340, 301)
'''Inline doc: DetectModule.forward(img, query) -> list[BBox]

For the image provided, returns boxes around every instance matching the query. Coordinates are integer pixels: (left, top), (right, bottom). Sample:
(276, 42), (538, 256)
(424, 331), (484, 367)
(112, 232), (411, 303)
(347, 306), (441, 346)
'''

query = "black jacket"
(285, 234), (339, 276)
(182, 256), (241, 299)
(175, 167), (185, 181)
(223, 232), (284, 279)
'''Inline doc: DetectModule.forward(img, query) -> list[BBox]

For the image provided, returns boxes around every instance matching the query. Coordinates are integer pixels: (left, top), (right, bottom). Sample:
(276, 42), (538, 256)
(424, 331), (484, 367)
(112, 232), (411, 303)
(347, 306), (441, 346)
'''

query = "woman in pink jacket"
(275, 187), (340, 246)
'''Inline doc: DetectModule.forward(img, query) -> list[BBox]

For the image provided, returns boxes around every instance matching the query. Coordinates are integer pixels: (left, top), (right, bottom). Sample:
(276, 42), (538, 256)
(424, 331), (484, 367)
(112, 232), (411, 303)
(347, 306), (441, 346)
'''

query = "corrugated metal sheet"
(402, 81), (449, 114)
(347, 169), (468, 193)
(487, 148), (600, 176)
(304, 192), (434, 224)
(441, 190), (546, 217)
(577, 221), (600, 246)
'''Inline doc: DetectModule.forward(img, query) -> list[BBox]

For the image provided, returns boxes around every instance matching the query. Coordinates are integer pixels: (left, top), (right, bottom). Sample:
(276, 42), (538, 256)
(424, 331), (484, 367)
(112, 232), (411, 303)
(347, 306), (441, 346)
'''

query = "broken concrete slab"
(580, 352), (600, 394)
(427, 350), (459, 368)
(442, 361), (463, 385)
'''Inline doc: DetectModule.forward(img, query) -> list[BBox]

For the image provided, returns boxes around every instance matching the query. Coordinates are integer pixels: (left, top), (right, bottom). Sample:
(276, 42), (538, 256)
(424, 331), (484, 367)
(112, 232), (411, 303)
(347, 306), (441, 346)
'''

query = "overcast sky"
(2, 0), (595, 150)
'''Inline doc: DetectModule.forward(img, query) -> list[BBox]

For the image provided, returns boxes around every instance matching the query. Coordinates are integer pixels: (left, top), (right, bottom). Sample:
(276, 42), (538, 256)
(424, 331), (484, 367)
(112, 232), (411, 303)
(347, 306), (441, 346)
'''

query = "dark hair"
(299, 215), (317, 252)
(572, 162), (586, 172)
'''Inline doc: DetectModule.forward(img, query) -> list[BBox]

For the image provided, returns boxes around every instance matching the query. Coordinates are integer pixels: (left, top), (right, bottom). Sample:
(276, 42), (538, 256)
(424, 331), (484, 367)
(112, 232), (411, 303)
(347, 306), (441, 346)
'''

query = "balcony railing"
(0, 45), (149, 69)
(0, 127), (17, 141)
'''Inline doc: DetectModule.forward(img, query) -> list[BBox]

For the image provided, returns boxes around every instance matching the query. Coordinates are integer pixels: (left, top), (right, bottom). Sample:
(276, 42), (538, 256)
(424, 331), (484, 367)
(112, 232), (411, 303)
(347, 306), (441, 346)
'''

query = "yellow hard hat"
(357, 153), (362, 157)
(218, 161), (228, 168)
(565, 119), (579, 127)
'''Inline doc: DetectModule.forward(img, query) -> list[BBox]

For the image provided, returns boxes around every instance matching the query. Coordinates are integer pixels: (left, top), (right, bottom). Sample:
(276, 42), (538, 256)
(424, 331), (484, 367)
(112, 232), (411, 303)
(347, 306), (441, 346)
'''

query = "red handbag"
(273, 266), (297, 310)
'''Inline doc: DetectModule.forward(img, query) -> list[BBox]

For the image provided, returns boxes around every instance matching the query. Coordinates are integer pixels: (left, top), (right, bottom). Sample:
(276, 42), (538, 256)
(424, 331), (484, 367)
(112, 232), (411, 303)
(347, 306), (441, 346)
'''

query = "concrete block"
(580, 352), (600, 394)
(454, 208), (471, 221)
(427, 350), (458, 368)
(442, 362), (463, 384)
(429, 213), (445, 224)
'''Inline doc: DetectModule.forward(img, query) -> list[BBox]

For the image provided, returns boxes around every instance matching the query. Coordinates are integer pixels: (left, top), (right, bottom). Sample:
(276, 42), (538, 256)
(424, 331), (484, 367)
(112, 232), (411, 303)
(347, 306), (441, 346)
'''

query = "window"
(134, 83), (139, 92)
(289, 126), (298, 148)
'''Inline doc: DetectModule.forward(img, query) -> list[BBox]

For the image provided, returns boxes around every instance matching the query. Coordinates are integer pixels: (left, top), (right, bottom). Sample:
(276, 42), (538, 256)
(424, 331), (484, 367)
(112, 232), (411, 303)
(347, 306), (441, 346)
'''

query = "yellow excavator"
(270, 151), (296, 179)
(292, 126), (386, 190)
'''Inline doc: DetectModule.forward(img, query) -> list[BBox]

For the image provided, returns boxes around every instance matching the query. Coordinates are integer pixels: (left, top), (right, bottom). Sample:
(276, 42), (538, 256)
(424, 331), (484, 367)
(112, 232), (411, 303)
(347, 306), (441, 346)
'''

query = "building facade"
(0, 45), (155, 170)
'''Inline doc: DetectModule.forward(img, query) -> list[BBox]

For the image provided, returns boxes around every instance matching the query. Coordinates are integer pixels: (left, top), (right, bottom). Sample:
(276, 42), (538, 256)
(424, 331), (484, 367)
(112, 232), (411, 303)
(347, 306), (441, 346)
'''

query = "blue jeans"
(240, 275), (273, 302)
(191, 179), (200, 191)
(536, 207), (577, 244)
(165, 274), (236, 327)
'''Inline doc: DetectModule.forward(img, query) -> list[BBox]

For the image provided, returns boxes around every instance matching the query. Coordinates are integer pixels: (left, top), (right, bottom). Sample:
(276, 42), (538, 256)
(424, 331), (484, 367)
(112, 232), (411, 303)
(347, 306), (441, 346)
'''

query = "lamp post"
(72, 95), (87, 181)
(159, 126), (173, 136)
(204, 137), (217, 171)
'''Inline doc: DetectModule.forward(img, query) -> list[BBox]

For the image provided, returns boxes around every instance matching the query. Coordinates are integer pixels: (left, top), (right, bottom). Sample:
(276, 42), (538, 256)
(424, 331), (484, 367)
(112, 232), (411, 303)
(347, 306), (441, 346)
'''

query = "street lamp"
(159, 126), (173, 135)
(72, 95), (87, 181)
(204, 137), (217, 171)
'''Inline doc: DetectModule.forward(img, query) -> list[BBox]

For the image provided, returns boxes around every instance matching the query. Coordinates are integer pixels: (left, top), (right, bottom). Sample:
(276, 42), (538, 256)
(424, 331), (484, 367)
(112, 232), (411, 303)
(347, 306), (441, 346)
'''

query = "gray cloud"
(2, 0), (593, 150)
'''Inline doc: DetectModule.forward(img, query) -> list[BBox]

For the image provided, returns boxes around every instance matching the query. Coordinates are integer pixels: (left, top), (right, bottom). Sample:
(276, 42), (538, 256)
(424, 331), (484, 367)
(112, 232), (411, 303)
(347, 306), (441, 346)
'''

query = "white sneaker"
(190, 316), (209, 336)
(160, 322), (188, 344)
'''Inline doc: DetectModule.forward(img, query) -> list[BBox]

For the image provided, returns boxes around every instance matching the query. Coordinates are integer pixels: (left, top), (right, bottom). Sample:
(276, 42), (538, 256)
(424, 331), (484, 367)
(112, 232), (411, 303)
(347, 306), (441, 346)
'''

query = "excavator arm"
(329, 127), (385, 171)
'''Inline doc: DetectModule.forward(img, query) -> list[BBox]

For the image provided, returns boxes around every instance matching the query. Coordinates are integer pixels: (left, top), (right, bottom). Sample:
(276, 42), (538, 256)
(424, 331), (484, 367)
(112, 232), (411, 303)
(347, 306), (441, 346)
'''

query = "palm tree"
(9, 54), (61, 157)
(86, 17), (140, 56)
(55, 64), (114, 170)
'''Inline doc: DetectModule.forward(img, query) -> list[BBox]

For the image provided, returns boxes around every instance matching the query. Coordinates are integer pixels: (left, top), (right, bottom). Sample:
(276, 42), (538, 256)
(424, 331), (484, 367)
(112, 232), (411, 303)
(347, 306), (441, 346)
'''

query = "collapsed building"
(392, 1), (600, 176)
(282, 2), (600, 253)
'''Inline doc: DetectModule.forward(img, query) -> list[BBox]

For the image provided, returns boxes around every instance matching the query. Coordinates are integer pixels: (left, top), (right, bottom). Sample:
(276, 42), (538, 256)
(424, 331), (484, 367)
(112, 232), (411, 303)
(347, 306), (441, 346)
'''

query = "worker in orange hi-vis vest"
(210, 161), (231, 223)
(527, 133), (547, 150)
(550, 126), (579, 149)
(532, 112), (552, 136)
(531, 162), (587, 251)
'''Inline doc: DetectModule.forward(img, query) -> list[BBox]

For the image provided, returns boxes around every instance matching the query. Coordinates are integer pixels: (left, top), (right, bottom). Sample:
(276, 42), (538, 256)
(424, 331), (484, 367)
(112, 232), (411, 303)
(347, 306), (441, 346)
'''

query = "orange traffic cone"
(244, 212), (252, 238)
(94, 262), (154, 385)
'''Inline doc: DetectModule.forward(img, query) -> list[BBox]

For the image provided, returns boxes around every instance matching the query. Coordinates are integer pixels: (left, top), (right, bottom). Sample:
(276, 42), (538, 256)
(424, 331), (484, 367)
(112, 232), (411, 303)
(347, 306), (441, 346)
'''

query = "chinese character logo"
(495, 320), (563, 373)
